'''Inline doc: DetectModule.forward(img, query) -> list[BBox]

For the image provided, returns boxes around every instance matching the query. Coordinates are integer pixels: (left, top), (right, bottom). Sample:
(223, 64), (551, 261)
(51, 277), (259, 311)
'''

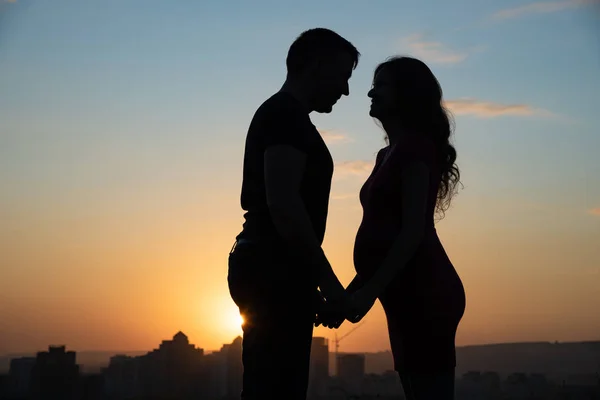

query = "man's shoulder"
(246, 92), (317, 150)
(254, 91), (308, 122)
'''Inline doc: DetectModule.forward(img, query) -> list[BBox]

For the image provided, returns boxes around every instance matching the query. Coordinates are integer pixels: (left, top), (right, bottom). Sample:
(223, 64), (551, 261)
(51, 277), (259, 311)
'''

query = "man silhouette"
(227, 28), (360, 399)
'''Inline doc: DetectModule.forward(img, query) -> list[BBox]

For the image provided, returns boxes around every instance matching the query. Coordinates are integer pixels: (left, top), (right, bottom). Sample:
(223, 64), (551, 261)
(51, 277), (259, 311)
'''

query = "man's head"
(286, 28), (360, 113)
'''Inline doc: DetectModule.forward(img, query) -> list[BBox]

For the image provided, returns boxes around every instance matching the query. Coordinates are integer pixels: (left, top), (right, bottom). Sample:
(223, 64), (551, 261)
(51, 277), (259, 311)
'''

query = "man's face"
(311, 51), (354, 113)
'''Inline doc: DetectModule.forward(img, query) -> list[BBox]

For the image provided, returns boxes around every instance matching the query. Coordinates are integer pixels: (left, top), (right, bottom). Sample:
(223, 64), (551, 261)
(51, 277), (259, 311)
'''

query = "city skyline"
(4, 332), (599, 376)
(1, 0), (600, 355)
(4, 332), (597, 399)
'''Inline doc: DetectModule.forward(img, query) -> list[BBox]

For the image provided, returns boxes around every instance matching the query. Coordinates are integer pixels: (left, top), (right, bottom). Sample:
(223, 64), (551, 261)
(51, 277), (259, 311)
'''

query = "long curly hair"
(374, 56), (461, 217)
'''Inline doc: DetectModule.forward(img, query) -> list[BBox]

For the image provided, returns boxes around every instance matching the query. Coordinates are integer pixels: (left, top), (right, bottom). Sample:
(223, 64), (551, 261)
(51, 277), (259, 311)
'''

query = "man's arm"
(264, 145), (344, 300)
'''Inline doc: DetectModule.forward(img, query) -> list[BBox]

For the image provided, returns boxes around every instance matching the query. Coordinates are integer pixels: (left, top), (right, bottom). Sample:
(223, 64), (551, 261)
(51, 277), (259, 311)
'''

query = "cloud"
(589, 208), (600, 216)
(445, 98), (552, 118)
(335, 160), (374, 177)
(401, 34), (469, 65)
(492, 0), (596, 20)
(318, 129), (353, 145)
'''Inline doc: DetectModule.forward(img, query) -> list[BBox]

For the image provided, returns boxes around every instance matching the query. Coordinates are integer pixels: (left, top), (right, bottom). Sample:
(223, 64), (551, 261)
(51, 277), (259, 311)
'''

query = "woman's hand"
(345, 285), (379, 323)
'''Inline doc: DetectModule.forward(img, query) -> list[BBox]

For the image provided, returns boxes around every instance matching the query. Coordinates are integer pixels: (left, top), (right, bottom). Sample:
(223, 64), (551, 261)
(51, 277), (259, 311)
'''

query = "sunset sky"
(1, 0), (599, 355)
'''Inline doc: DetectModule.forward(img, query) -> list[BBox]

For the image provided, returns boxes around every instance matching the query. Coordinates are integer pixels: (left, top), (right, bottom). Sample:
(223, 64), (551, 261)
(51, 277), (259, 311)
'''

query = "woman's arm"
(346, 274), (365, 294)
(363, 161), (430, 297)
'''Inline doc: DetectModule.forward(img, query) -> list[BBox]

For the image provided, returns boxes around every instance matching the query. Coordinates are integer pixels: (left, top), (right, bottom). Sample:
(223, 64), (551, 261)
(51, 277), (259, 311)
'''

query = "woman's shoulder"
(400, 132), (434, 149)
(376, 145), (390, 159)
(391, 134), (436, 164)
(373, 146), (391, 168)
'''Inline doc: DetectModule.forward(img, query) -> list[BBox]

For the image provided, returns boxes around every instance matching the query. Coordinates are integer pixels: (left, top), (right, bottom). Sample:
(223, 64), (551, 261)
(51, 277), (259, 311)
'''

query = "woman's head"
(368, 56), (461, 216)
(368, 56), (443, 132)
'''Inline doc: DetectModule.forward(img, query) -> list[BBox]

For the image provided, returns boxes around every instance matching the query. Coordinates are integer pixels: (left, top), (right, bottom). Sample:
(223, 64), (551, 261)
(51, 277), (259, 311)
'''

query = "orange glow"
(1, 173), (599, 354)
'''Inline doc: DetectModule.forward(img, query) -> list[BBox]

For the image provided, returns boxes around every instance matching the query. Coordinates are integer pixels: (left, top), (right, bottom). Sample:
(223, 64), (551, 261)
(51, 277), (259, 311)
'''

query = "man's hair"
(286, 28), (360, 77)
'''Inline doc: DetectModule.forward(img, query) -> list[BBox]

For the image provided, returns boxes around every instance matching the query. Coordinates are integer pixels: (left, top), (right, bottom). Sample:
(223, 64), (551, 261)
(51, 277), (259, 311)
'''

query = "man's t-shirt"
(237, 91), (334, 245)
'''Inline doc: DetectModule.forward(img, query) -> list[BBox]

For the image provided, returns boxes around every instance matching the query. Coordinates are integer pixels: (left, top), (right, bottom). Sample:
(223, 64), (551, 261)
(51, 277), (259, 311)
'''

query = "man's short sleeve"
(261, 101), (312, 153)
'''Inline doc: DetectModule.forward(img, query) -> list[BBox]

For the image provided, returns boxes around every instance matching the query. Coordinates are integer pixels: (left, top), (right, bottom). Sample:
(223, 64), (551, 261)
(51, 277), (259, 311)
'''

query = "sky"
(0, 0), (599, 355)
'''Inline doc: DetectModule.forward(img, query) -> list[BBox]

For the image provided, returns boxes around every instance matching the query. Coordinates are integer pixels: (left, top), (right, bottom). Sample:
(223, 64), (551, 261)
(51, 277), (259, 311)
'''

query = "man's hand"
(314, 292), (346, 329)
(319, 274), (346, 303)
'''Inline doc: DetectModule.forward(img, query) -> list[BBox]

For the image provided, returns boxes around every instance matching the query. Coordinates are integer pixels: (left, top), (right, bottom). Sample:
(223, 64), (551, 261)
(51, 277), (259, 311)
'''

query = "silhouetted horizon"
(1, 332), (598, 399)
(5, 337), (600, 358)
(2, 332), (600, 380)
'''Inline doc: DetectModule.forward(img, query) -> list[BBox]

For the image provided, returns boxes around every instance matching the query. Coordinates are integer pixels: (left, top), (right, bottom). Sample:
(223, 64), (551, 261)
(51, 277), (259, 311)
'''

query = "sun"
(218, 296), (244, 339)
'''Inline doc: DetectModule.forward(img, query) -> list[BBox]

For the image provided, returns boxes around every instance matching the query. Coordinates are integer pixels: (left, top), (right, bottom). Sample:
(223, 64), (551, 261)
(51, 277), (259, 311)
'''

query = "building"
(103, 354), (137, 399)
(337, 353), (365, 395)
(362, 371), (402, 397)
(224, 336), (243, 399)
(202, 336), (242, 399)
(204, 350), (227, 399)
(30, 345), (80, 400)
(105, 331), (209, 398)
(308, 336), (329, 398)
(7, 356), (36, 398)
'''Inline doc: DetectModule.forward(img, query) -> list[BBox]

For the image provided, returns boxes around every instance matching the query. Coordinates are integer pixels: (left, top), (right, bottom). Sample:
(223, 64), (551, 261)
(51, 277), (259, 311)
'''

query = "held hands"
(315, 274), (346, 328)
(314, 295), (346, 329)
(314, 275), (379, 328)
(314, 277), (347, 329)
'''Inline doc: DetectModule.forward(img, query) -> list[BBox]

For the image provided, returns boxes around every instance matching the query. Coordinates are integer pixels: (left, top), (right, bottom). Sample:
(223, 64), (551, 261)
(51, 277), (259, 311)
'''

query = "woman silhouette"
(346, 56), (466, 400)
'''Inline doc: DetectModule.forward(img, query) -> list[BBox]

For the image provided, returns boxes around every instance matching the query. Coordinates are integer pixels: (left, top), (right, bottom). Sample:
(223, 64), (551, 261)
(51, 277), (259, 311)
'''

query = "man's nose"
(367, 88), (374, 98)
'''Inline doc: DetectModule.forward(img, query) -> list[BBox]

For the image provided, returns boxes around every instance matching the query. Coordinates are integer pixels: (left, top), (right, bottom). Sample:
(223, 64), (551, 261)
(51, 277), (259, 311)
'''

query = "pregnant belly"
(353, 219), (399, 279)
(353, 240), (390, 279)
(353, 226), (454, 284)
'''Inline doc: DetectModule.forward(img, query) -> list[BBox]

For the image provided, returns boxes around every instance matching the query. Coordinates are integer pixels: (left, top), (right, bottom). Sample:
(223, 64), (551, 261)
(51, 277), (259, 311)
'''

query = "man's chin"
(314, 105), (333, 114)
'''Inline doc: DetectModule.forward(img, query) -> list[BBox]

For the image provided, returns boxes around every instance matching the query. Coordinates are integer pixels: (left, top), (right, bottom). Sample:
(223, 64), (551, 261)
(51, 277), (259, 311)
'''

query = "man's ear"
(304, 58), (321, 77)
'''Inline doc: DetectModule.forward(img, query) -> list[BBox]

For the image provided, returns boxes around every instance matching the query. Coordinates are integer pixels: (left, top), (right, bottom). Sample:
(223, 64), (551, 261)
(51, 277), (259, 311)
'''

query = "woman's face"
(368, 66), (398, 121)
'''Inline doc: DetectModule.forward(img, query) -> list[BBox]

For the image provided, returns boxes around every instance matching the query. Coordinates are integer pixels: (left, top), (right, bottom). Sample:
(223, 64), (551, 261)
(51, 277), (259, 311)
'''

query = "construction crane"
(332, 320), (366, 376)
